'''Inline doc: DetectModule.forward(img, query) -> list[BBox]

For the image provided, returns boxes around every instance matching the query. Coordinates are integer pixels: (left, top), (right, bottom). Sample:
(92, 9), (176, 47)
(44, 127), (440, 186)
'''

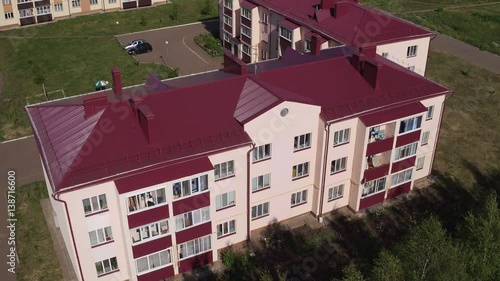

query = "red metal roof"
(359, 102), (427, 127)
(249, 0), (433, 47)
(233, 78), (280, 124)
(279, 19), (300, 30)
(241, 0), (258, 9)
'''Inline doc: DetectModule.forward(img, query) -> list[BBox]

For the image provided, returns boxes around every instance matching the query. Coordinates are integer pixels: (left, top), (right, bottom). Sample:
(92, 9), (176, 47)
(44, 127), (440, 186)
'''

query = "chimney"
(137, 105), (156, 145)
(320, 0), (337, 10)
(361, 60), (382, 89)
(334, 2), (350, 18)
(310, 34), (322, 55)
(223, 49), (247, 75)
(129, 96), (142, 119)
(351, 53), (364, 72)
(83, 92), (108, 119)
(112, 67), (123, 95)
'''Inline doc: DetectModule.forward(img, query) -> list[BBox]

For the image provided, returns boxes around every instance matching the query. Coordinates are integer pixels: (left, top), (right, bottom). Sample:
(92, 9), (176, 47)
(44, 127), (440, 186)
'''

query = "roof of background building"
(27, 47), (449, 192)
(248, 0), (433, 47)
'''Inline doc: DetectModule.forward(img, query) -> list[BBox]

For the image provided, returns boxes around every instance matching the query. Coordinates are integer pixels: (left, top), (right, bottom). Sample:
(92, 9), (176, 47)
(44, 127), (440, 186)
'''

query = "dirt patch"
(2, 123), (32, 141)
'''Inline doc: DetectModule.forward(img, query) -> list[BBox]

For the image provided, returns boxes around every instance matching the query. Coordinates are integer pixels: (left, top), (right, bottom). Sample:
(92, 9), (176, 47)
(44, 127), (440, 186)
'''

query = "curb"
(116, 19), (219, 37)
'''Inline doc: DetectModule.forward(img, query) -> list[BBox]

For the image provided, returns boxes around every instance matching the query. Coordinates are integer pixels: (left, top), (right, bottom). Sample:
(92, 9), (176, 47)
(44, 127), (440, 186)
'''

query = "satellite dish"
(372, 155), (381, 167)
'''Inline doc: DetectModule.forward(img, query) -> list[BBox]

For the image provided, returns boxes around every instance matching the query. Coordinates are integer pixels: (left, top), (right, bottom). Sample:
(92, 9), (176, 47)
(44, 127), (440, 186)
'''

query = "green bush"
(194, 33), (223, 57)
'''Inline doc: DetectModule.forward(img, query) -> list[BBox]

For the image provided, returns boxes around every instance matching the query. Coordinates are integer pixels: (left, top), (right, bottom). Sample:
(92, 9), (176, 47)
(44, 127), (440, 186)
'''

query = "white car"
(123, 39), (147, 50)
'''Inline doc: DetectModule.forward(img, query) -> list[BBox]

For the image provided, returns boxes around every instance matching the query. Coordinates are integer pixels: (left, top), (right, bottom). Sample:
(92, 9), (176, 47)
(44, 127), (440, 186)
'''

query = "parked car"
(128, 42), (153, 55)
(123, 39), (147, 50)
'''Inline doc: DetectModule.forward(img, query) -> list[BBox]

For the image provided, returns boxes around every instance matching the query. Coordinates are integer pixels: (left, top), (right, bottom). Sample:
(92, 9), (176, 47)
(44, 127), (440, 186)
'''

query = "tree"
(170, 1), (179, 21)
(337, 263), (366, 281)
(371, 250), (404, 281)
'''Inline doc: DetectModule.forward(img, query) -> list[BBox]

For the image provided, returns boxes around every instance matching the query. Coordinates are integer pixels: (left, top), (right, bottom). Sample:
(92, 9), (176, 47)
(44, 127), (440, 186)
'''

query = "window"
(108, 0), (116, 3)
(82, 194), (108, 215)
(89, 226), (113, 246)
(223, 0), (232, 9)
(241, 25), (251, 37)
(17, 0), (31, 3)
(421, 131), (430, 145)
(136, 249), (171, 274)
(214, 160), (234, 180)
(279, 26), (292, 41)
(262, 12), (269, 24)
(4, 12), (14, 20)
(294, 133), (311, 150)
(172, 175), (208, 200)
(334, 128), (350, 145)
(304, 39), (311, 52)
(407, 66), (415, 72)
(217, 220), (236, 237)
(36, 6), (51, 15)
(2, 0), (10, 4)
(127, 188), (166, 213)
(394, 142), (418, 161)
(252, 144), (271, 162)
(328, 184), (344, 201)
(223, 31), (231, 43)
(399, 116), (422, 134)
(179, 236), (211, 260)
(407, 45), (417, 57)
(95, 257), (118, 276)
(382, 52), (389, 58)
(252, 173), (270, 192)
(72, 0), (80, 7)
(175, 207), (210, 231)
(90, 0), (98, 5)
(416, 156), (425, 170)
(131, 220), (169, 244)
(331, 157), (347, 174)
(54, 3), (64, 11)
(242, 43), (251, 55)
(391, 168), (413, 187)
(251, 202), (269, 219)
(291, 190), (307, 206)
(426, 106), (434, 120)
(261, 50), (268, 60)
(241, 7), (251, 19)
(362, 177), (386, 197)
(18, 8), (33, 18)
(223, 15), (232, 26)
(292, 162), (309, 179)
(215, 191), (235, 210)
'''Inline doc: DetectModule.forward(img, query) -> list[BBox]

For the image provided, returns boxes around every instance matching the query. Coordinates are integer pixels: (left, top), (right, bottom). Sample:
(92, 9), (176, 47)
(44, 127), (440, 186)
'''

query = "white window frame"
(214, 160), (234, 180)
(241, 6), (251, 19)
(252, 173), (270, 192)
(4, 12), (14, 20)
(279, 26), (292, 42)
(108, 0), (116, 3)
(421, 131), (430, 145)
(178, 235), (211, 260)
(294, 133), (311, 151)
(333, 128), (350, 146)
(382, 52), (389, 58)
(292, 162), (309, 179)
(2, 0), (11, 5)
(394, 142), (418, 161)
(172, 174), (208, 200)
(71, 0), (80, 7)
(328, 184), (344, 201)
(223, 15), (232, 27)
(304, 39), (311, 52)
(215, 191), (235, 210)
(416, 156), (425, 170)
(242, 43), (251, 56)
(399, 116), (422, 134)
(89, 226), (113, 246)
(331, 157), (347, 174)
(223, 0), (232, 9)
(262, 12), (269, 24)
(17, 0), (31, 3)
(131, 220), (169, 245)
(54, 3), (64, 11)
(241, 24), (251, 38)
(426, 106), (434, 120)
(175, 206), (210, 231)
(291, 190), (307, 206)
(18, 8), (33, 18)
(135, 249), (172, 275)
(223, 31), (231, 43)
(261, 49), (268, 60)
(407, 45), (417, 57)
(217, 220), (236, 238)
(252, 144), (271, 162)
(362, 177), (386, 198)
(90, 0), (98, 5)
(127, 187), (166, 213)
(82, 194), (108, 215)
(36, 6), (51, 15)
(391, 168), (413, 187)
(95, 257), (118, 276)
(251, 202), (269, 219)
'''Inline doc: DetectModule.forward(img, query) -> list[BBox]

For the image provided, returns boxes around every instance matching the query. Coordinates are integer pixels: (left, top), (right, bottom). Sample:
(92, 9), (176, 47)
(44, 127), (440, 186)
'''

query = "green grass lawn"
(194, 33), (224, 57)
(0, 0), (218, 141)
(16, 182), (64, 281)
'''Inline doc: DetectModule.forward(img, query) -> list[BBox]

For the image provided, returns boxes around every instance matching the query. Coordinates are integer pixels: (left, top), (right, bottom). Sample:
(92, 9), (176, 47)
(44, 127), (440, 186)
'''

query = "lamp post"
(116, 21), (120, 35)
(165, 41), (169, 65)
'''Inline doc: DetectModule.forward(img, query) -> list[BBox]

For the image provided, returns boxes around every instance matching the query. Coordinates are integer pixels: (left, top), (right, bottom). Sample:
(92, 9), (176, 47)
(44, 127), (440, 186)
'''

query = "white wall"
(377, 37), (431, 76)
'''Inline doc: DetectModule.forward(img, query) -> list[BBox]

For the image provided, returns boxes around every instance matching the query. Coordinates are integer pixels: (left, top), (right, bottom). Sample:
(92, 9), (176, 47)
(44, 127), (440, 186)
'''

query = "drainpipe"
(317, 122), (331, 221)
(52, 193), (85, 281)
(246, 142), (256, 241)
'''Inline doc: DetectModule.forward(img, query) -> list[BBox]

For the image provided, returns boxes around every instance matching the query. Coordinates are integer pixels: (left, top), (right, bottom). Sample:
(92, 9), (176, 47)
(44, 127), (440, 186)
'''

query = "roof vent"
(138, 105), (157, 145)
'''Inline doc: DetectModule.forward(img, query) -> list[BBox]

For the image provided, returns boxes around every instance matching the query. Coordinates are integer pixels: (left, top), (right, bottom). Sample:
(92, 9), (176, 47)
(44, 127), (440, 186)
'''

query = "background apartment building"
(0, 0), (165, 28)
(27, 44), (450, 280)
(219, 0), (433, 75)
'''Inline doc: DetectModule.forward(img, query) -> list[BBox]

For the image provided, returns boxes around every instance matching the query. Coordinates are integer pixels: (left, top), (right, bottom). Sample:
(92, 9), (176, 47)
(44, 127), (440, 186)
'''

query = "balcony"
(366, 151), (391, 170)
(368, 123), (395, 144)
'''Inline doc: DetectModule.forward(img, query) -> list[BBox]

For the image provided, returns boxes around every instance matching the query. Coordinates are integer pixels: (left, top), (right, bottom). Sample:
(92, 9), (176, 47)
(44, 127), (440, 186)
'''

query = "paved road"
(431, 33), (500, 74)
(117, 20), (223, 75)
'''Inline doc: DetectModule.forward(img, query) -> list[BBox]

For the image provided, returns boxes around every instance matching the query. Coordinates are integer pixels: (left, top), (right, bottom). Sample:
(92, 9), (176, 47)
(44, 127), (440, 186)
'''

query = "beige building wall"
(377, 37), (431, 76)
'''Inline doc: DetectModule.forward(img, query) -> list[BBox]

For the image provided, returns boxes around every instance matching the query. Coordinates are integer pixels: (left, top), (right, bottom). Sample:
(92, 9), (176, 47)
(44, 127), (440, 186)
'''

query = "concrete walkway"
(431, 33), (500, 74)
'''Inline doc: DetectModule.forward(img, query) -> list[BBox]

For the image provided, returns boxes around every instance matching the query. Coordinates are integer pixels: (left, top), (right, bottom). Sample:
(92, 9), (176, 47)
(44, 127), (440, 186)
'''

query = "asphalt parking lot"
(117, 20), (223, 75)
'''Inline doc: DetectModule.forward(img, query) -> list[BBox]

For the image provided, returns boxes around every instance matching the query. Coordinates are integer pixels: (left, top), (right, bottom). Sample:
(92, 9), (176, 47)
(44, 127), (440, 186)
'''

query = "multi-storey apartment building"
(219, 0), (433, 75)
(0, 0), (164, 29)
(27, 45), (450, 280)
